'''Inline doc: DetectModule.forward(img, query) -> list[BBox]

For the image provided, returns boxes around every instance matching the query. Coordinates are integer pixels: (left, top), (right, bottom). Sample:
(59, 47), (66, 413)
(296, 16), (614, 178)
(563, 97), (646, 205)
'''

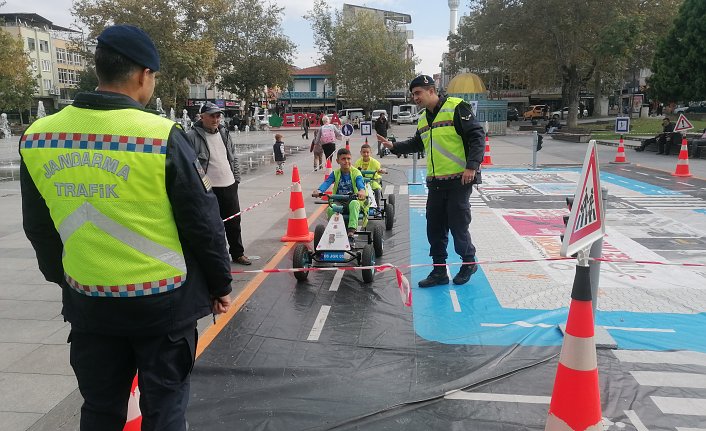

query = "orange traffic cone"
(482, 134), (493, 166)
(671, 137), (693, 177)
(123, 375), (141, 431)
(281, 165), (314, 242)
(609, 135), (629, 164)
(545, 265), (601, 431)
(345, 139), (350, 151)
(323, 158), (332, 181)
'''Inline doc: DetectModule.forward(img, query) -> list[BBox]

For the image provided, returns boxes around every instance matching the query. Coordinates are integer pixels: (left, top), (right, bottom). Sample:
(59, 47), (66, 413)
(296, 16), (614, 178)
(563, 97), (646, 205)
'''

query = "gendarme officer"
(378, 75), (485, 287)
(20, 25), (232, 430)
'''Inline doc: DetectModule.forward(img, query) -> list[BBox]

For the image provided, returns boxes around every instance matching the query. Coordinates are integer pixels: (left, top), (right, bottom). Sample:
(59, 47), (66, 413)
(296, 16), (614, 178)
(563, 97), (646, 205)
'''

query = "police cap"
(409, 75), (435, 91)
(97, 25), (160, 72)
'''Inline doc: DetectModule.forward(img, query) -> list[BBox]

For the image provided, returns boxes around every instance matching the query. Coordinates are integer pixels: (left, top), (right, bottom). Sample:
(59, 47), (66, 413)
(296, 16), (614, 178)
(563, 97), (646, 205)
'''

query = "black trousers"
(322, 143), (336, 161)
(213, 182), (245, 259)
(426, 182), (476, 263)
(69, 324), (197, 431)
(302, 127), (309, 139)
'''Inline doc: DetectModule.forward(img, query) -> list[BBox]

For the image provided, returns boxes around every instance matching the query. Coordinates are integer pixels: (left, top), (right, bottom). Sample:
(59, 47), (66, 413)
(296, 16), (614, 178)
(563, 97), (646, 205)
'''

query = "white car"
(396, 111), (414, 124)
(550, 107), (588, 118)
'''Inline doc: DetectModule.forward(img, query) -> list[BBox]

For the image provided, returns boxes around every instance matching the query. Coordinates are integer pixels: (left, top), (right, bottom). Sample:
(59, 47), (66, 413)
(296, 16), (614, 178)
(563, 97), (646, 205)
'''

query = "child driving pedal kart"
(312, 148), (368, 244)
(354, 143), (387, 207)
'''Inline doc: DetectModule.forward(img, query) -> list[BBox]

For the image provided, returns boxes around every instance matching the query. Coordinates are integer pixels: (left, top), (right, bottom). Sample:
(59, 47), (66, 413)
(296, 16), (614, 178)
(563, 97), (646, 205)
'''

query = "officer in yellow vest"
(20, 25), (233, 430)
(377, 75), (485, 287)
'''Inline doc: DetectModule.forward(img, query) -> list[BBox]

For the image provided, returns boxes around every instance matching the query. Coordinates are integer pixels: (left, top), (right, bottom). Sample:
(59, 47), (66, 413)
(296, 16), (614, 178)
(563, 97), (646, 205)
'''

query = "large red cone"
(609, 135), (629, 164)
(281, 165), (314, 242)
(123, 375), (141, 431)
(545, 265), (602, 431)
(671, 137), (693, 177)
(482, 134), (493, 166)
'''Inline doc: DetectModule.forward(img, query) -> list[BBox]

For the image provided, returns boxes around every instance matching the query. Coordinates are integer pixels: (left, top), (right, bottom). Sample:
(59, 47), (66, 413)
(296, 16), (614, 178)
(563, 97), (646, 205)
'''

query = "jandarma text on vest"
(42, 151), (131, 181)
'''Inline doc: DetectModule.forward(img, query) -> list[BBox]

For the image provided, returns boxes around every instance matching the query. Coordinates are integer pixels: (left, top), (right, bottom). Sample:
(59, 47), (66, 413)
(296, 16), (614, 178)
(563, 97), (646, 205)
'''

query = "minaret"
(449, 0), (460, 35)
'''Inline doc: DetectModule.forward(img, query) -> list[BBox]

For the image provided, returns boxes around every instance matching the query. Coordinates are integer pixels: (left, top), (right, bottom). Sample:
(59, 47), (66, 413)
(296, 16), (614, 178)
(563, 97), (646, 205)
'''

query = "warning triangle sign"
(560, 141), (605, 257)
(674, 114), (694, 133)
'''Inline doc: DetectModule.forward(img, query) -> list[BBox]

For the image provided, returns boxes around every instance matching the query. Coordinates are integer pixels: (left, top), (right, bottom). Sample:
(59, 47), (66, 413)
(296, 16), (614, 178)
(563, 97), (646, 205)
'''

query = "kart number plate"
(322, 251), (345, 261)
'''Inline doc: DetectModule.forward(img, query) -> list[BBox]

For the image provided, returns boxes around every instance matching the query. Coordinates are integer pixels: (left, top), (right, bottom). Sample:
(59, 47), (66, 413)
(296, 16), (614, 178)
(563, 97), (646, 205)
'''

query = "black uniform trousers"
(69, 324), (197, 431)
(213, 182), (245, 260)
(426, 181), (476, 263)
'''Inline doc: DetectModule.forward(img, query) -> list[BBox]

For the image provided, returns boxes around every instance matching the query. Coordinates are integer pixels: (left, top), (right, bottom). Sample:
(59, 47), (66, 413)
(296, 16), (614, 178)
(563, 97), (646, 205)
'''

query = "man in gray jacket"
(187, 102), (251, 265)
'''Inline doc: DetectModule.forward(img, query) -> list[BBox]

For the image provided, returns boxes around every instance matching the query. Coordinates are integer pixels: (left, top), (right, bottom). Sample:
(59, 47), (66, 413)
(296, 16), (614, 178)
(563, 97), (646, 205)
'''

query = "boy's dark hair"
(336, 148), (351, 158)
(95, 45), (144, 85)
(360, 143), (371, 150)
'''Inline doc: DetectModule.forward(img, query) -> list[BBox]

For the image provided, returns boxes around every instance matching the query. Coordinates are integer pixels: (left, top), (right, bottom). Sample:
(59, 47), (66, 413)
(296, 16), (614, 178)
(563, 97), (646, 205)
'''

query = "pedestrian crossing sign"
(560, 141), (605, 257)
(673, 114), (694, 133)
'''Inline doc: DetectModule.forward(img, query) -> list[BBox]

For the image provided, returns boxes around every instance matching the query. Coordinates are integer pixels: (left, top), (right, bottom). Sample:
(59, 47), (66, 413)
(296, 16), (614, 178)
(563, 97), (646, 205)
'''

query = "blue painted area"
(695, 209), (706, 215)
(408, 167), (706, 352)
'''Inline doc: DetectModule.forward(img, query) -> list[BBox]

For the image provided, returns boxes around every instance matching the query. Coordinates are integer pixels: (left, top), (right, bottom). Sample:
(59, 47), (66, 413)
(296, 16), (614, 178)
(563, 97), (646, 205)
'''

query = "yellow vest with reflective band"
(417, 97), (466, 177)
(20, 106), (186, 298)
(354, 157), (381, 182)
(332, 167), (363, 194)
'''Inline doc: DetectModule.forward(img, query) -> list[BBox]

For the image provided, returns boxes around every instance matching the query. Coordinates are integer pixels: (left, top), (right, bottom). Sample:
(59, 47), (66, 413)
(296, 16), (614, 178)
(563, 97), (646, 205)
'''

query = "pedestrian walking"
(19, 25), (233, 431)
(374, 112), (389, 156)
(301, 116), (310, 140)
(312, 115), (343, 162)
(377, 75), (485, 287)
(187, 102), (252, 265)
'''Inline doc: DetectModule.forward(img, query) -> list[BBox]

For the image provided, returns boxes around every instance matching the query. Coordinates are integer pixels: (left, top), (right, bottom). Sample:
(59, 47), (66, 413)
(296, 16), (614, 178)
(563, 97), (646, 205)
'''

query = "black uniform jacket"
(20, 91), (233, 336)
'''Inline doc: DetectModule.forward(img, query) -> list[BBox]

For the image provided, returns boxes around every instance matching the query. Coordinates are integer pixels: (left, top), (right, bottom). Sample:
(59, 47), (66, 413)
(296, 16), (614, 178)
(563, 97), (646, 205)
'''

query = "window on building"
(58, 68), (79, 86)
(56, 48), (67, 63)
(41, 60), (51, 72)
(27, 37), (36, 51)
(39, 40), (49, 53)
(189, 84), (207, 99)
(44, 79), (52, 90)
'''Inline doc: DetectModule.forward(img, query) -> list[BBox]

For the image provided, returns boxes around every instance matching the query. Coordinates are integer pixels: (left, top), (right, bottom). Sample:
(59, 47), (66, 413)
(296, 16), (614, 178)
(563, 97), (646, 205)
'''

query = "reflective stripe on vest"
(417, 97), (466, 177)
(333, 167), (363, 194)
(20, 106), (186, 297)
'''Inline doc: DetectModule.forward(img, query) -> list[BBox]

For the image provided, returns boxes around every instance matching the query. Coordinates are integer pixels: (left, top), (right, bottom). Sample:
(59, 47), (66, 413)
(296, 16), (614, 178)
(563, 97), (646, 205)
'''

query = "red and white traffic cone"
(482, 134), (493, 166)
(545, 265), (602, 431)
(345, 139), (350, 151)
(671, 137), (693, 177)
(123, 375), (141, 431)
(609, 135), (629, 164)
(281, 165), (314, 242)
(322, 158), (333, 200)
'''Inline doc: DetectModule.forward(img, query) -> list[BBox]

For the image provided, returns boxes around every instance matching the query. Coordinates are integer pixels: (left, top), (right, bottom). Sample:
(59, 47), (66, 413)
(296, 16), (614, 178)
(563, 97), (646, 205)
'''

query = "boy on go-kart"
(312, 148), (367, 244)
(354, 143), (387, 207)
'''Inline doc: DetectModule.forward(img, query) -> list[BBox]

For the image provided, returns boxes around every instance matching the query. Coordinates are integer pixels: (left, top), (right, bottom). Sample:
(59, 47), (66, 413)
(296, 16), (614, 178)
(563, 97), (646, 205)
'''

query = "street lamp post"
(323, 79), (328, 114)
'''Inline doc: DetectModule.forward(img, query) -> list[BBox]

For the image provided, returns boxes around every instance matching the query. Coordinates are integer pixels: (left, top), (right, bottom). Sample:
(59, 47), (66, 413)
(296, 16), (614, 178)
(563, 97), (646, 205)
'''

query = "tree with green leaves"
(71, 0), (221, 110)
(306, 1), (416, 112)
(215, 0), (295, 122)
(0, 29), (38, 124)
(650, 0), (705, 103)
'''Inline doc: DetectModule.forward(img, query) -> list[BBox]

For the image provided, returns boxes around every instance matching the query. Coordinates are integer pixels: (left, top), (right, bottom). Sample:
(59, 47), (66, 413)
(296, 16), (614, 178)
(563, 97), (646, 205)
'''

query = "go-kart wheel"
(372, 223), (384, 257)
(384, 203), (394, 230)
(314, 224), (326, 250)
(387, 194), (396, 207)
(293, 243), (311, 281)
(361, 244), (375, 283)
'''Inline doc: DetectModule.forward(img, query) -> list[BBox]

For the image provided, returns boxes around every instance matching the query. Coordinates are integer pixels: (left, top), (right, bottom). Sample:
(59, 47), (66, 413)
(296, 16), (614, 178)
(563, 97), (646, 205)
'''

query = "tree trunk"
(593, 70), (603, 117)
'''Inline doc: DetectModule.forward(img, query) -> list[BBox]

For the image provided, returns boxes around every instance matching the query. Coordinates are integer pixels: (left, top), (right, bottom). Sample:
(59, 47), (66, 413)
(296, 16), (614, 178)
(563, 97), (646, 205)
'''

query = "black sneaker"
(348, 235), (355, 248)
(453, 263), (478, 285)
(418, 267), (449, 288)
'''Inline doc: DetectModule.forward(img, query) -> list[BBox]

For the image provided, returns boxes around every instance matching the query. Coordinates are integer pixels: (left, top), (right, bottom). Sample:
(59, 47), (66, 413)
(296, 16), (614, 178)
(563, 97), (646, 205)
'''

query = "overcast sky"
(2, 0), (459, 76)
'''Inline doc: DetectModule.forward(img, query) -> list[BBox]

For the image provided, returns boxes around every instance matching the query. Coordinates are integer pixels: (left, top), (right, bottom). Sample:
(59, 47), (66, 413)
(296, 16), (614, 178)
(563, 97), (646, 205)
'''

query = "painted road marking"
(384, 185), (394, 195)
(481, 321), (554, 328)
(631, 371), (706, 389)
(329, 269), (344, 291)
(635, 172), (649, 176)
(449, 290), (461, 312)
(444, 391), (550, 404)
(676, 428), (706, 431)
(624, 410), (650, 431)
(603, 326), (675, 333)
(398, 185), (408, 195)
(678, 182), (696, 187)
(614, 350), (706, 367)
(307, 305), (331, 341)
(651, 396), (706, 416)
(656, 176), (672, 181)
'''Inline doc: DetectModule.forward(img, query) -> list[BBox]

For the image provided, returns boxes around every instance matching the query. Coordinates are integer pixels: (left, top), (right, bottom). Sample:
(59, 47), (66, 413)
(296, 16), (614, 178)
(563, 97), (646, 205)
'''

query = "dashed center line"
(329, 269), (344, 291)
(449, 290), (461, 312)
(307, 305), (331, 341)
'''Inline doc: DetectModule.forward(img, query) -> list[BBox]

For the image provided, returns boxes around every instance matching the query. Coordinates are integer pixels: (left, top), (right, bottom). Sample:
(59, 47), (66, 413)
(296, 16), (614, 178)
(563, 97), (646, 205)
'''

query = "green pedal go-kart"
(292, 192), (384, 283)
(359, 170), (395, 231)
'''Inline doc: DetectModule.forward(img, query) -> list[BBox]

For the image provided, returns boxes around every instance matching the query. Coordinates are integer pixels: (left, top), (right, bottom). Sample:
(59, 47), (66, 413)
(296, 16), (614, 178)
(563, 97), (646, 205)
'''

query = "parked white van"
(339, 108), (365, 128)
(371, 109), (388, 122)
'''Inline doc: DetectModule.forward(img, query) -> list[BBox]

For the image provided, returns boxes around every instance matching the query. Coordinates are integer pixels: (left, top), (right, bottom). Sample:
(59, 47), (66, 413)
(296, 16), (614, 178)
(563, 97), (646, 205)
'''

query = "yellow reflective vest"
(417, 97), (467, 177)
(333, 166), (364, 194)
(20, 106), (186, 298)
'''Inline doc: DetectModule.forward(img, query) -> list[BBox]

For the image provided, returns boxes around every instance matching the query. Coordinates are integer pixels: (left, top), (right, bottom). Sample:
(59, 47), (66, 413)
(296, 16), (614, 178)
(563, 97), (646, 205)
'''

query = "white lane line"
(656, 176), (672, 181)
(677, 181), (696, 187)
(444, 391), (550, 404)
(449, 290), (461, 312)
(624, 410), (650, 431)
(384, 185), (394, 195)
(329, 269), (344, 291)
(614, 350), (706, 367)
(631, 371), (706, 389)
(307, 305), (331, 341)
(398, 185), (408, 195)
(635, 172), (649, 176)
(651, 396), (706, 416)
(603, 326), (675, 333)
(481, 321), (554, 328)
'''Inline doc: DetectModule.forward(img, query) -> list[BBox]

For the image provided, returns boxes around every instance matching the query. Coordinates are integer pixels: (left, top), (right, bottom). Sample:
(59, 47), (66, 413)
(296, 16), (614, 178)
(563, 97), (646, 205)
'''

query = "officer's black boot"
(418, 266), (449, 288)
(453, 258), (478, 285)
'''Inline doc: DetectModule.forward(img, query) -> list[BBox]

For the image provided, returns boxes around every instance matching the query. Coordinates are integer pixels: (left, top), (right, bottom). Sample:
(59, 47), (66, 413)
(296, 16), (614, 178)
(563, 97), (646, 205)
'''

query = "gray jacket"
(186, 121), (241, 183)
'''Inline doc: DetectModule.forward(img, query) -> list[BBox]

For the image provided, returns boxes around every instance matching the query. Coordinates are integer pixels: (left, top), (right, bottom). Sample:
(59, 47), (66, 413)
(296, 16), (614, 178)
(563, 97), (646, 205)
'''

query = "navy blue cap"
(409, 75), (435, 91)
(199, 102), (223, 115)
(97, 25), (160, 72)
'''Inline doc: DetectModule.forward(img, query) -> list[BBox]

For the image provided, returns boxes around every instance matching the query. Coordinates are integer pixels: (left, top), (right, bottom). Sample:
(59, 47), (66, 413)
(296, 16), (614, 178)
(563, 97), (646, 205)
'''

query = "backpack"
(320, 125), (336, 143)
